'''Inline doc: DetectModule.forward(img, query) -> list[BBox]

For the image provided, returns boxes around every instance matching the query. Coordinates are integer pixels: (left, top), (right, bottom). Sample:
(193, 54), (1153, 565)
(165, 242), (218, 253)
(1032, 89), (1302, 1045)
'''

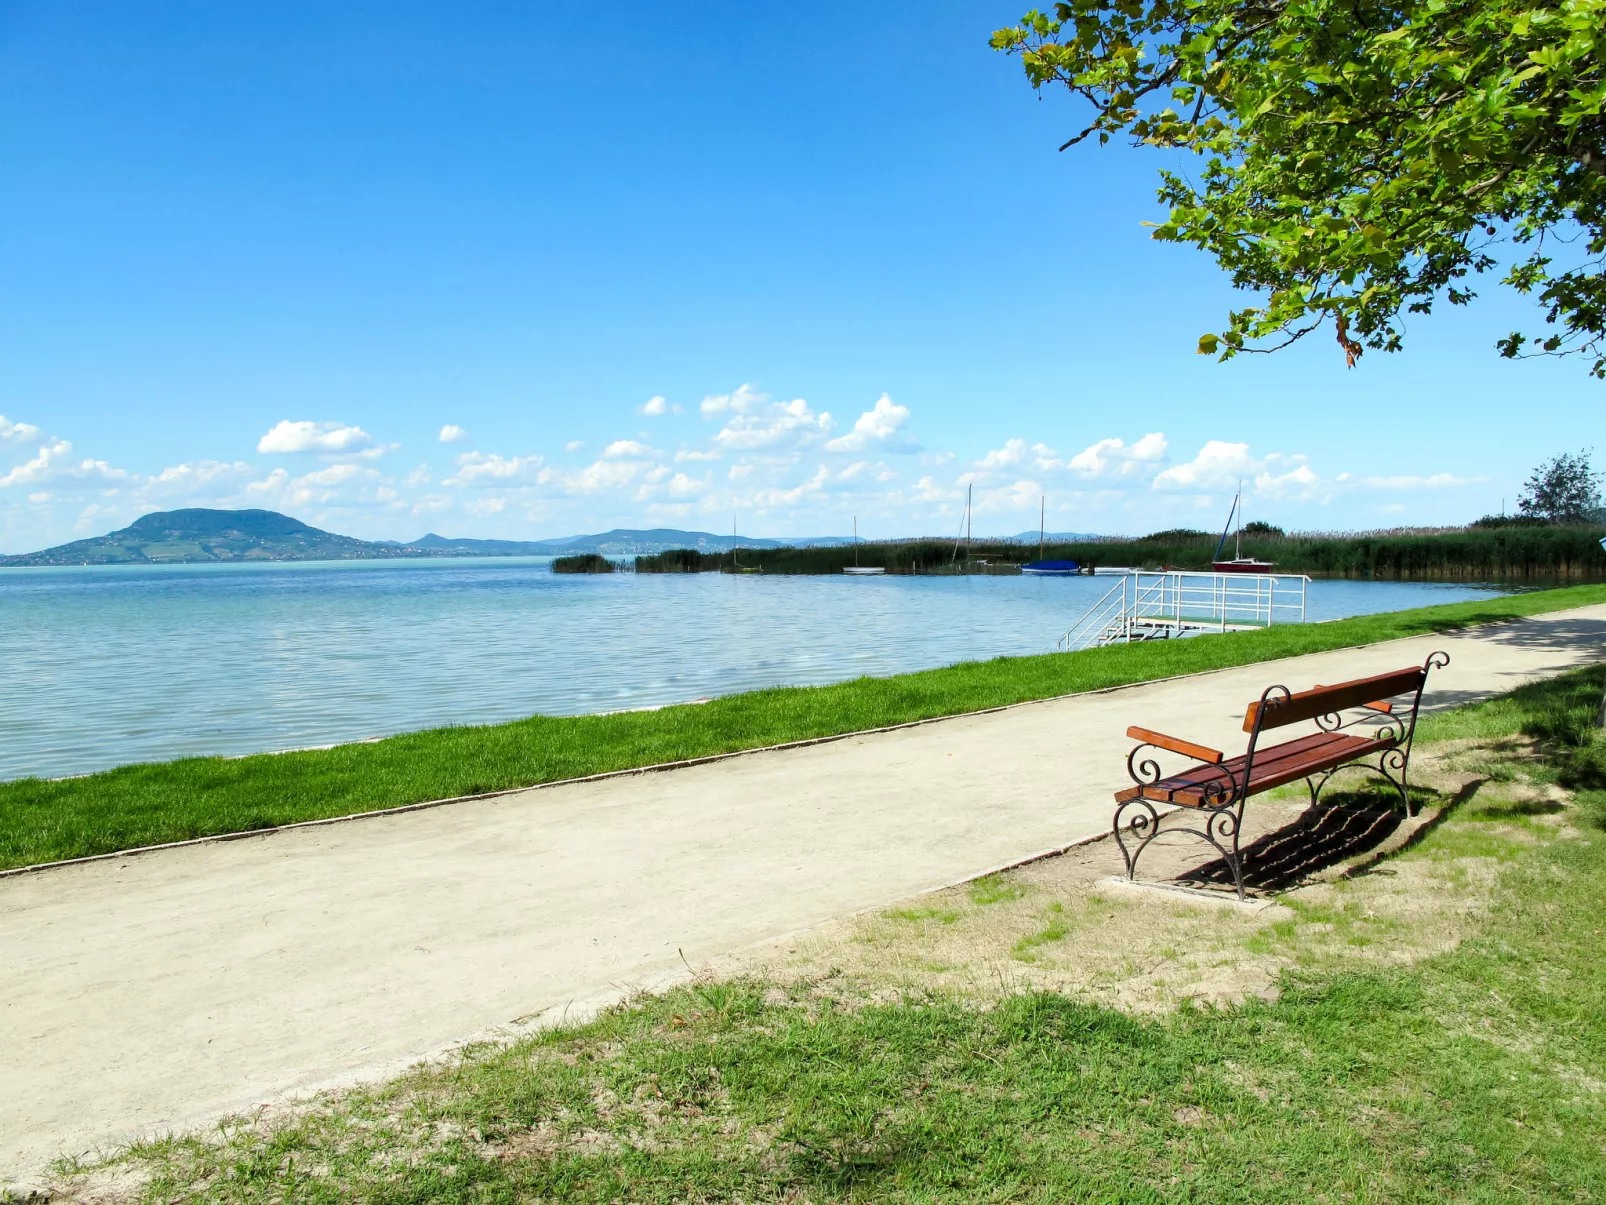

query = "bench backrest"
(1243, 666), (1427, 733)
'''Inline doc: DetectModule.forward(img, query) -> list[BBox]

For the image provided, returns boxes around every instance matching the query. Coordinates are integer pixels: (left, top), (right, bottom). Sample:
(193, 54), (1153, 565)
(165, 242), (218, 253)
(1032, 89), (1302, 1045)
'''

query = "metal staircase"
(1058, 570), (1310, 652)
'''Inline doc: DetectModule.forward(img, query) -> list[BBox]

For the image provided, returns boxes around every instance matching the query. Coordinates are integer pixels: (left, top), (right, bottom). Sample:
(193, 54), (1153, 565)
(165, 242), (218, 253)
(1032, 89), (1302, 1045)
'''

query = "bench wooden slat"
(1114, 731), (1394, 805)
(1243, 668), (1425, 733)
(1315, 686), (1394, 714)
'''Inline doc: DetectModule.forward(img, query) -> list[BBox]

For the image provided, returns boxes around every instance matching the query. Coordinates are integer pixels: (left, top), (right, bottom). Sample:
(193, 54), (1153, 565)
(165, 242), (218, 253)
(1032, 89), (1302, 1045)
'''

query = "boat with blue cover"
(1022, 559), (1080, 576)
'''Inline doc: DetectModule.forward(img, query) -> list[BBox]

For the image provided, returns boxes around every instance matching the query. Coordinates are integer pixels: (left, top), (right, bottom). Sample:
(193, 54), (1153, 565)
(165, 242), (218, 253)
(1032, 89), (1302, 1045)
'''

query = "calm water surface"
(0, 559), (1512, 781)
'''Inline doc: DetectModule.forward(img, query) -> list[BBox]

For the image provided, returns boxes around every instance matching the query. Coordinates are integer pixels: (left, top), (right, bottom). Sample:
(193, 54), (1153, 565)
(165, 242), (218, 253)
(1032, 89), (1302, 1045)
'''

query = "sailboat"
(1022, 496), (1079, 575)
(843, 516), (885, 575)
(1212, 482), (1276, 573)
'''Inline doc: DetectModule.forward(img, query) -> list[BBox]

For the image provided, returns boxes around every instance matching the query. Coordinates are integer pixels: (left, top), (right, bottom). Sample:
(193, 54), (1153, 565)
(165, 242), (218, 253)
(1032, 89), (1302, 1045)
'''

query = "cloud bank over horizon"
(0, 385), (1495, 552)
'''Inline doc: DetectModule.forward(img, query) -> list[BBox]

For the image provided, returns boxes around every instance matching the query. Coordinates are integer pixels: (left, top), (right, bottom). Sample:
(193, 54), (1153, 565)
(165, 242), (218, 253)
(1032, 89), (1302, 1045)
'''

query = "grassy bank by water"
(3, 584), (1604, 872)
(639, 524), (1606, 579)
(63, 664), (1606, 1202)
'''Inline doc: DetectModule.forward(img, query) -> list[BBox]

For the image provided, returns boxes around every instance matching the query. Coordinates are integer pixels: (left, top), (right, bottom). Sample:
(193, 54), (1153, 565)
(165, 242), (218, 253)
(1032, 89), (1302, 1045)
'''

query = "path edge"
(0, 612), (1544, 880)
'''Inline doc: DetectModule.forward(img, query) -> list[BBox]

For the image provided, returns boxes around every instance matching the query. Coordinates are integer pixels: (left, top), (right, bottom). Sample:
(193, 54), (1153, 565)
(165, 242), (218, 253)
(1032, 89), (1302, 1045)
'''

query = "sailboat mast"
(1235, 479), (1242, 560)
(1039, 496), (1045, 562)
(853, 516), (859, 568)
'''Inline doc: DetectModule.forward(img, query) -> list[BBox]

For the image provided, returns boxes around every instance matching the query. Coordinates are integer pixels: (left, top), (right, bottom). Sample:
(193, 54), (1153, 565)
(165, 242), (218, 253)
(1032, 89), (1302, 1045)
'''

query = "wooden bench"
(1112, 651), (1449, 898)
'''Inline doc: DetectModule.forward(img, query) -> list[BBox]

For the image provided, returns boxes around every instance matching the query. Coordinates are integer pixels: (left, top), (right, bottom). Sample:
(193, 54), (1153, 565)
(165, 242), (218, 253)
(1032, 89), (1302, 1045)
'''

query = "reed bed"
(632, 524), (1606, 580)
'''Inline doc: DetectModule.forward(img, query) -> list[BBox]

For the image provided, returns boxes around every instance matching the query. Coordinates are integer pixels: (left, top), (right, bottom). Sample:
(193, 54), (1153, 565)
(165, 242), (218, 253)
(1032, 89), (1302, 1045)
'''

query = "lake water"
(1, 559), (1513, 781)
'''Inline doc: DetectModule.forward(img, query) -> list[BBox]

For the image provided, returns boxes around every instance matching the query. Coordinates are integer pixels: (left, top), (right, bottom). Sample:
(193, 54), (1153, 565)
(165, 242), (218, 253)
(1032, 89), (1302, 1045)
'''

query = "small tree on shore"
(1517, 450), (1603, 524)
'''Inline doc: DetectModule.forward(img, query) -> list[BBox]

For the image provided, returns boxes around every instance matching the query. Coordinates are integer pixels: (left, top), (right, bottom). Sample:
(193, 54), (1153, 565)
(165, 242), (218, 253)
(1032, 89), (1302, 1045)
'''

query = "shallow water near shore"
(2, 558), (1513, 781)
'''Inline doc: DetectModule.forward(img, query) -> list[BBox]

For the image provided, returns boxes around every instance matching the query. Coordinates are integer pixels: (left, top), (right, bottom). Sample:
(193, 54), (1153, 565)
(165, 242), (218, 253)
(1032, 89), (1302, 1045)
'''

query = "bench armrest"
(1125, 726), (1225, 765)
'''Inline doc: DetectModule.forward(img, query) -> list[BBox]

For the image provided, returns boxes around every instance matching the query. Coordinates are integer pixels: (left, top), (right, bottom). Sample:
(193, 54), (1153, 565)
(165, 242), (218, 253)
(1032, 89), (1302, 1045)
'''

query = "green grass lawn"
(81, 662), (1606, 1203)
(4, 583), (1604, 872)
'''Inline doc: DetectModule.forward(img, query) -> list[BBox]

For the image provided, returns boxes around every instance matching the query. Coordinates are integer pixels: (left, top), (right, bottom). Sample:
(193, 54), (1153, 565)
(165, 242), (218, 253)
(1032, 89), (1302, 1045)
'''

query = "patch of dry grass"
(730, 740), (1558, 1015)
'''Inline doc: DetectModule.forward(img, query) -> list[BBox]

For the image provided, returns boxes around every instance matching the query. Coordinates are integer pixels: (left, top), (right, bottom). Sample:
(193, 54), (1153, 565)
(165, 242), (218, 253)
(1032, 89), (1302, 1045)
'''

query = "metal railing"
(1059, 570), (1311, 651)
(1057, 579), (1131, 651)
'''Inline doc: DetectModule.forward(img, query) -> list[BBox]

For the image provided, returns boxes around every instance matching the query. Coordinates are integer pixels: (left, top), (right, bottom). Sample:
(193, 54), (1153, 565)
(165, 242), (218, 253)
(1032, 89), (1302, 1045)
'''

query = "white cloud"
(444, 452), (545, 486)
(824, 394), (918, 453)
(296, 463), (368, 488)
(1150, 440), (1327, 502)
(0, 440), (134, 489)
(700, 383), (766, 418)
(1130, 433), (1167, 460)
(0, 416), (41, 442)
(1069, 433), (1168, 478)
(141, 460), (257, 500)
(977, 439), (1028, 470)
(639, 395), (681, 416)
(561, 459), (645, 494)
(244, 468), (290, 497)
(676, 448), (720, 462)
(1, 440), (71, 487)
(743, 465), (831, 507)
(1152, 440), (1260, 491)
(439, 424), (468, 443)
(466, 497), (507, 516)
(75, 502), (120, 531)
(564, 440), (584, 453)
(1254, 462), (1320, 498)
(257, 420), (375, 455)
(712, 395), (832, 452)
(602, 439), (660, 459)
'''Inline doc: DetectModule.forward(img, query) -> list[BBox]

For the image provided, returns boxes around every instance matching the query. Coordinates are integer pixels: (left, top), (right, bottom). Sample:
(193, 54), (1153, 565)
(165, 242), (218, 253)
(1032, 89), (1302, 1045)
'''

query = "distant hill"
(409, 529), (795, 555)
(1, 510), (1055, 567)
(0, 509), (445, 567)
(410, 533), (568, 555)
(547, 528), (787, 554)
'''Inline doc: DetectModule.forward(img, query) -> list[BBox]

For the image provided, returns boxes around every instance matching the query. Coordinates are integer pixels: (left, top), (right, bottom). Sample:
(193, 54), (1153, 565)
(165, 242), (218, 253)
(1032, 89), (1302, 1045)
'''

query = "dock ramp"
(1058, 569), (1311, 652)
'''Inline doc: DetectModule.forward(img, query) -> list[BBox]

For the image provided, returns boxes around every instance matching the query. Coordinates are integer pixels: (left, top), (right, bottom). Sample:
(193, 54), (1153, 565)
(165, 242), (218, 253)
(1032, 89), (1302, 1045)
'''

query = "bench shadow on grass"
(1174, 778), (1485, 894)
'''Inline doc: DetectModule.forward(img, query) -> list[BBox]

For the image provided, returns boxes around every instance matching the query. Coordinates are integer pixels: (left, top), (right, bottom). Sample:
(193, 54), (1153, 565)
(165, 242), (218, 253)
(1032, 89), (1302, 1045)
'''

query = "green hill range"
(0, 509), (795, 566)
(0, 509), (450, 567)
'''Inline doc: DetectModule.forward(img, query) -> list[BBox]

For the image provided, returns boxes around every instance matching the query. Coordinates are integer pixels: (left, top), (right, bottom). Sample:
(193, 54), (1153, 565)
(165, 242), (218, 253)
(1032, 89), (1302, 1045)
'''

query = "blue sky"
(0, 0), (1595, 552)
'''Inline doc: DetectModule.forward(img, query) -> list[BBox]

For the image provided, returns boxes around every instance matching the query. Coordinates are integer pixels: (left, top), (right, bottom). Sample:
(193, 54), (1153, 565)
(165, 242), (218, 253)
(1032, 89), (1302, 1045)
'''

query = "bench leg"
(1208, 802), (1247, 901)
(1305, 756), (1414, 816)
(1112, 798), (1163, 883)
(1112, 798), (1248, 901)
(1377, 748), (1414, 816)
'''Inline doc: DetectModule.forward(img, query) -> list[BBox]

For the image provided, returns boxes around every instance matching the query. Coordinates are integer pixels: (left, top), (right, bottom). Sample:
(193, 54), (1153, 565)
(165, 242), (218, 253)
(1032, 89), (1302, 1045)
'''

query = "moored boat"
(1022, 559), (1080, 576)
(1211, 557), (1277, 574)
(1212, 483), (1274, 574)
(844, 516), (884, 575)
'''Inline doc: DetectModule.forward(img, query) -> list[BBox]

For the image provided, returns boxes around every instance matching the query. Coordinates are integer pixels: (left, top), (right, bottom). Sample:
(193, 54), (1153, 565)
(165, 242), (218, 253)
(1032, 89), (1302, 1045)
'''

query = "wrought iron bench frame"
(1112, 651), (1449, 899)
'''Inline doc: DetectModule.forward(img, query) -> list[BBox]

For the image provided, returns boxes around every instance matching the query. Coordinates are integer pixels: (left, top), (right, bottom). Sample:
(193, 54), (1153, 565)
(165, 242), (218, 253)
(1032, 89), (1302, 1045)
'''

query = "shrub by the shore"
(552, 553), (616, 573)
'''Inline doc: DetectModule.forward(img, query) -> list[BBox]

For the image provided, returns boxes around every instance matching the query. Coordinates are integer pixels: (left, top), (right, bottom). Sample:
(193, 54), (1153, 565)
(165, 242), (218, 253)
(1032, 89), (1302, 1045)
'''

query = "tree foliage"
(1518, 449), (1603, 521)
(992, 0), (1606, 376)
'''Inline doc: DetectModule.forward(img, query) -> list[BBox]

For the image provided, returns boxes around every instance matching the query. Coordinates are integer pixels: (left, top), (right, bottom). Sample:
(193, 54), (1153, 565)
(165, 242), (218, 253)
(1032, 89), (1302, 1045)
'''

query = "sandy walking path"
(4, 604), (1604, 1180)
